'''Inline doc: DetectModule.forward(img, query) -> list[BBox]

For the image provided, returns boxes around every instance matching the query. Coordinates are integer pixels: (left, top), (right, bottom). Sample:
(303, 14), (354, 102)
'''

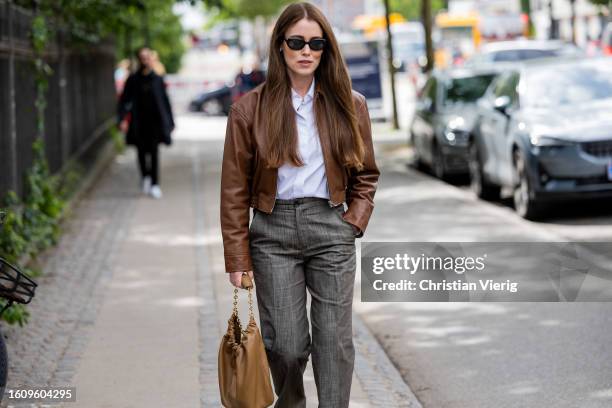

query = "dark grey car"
(410, 69), (498, 179)
(468, 57), (612, 219)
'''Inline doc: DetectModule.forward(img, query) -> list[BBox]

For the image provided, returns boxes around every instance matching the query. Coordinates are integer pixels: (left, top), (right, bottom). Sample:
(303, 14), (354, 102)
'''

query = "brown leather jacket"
(220, 81), (380, 273)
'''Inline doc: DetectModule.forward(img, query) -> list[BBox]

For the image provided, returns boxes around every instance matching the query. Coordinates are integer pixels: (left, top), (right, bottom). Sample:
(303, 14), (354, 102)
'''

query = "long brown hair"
(263, 2), (365, 171)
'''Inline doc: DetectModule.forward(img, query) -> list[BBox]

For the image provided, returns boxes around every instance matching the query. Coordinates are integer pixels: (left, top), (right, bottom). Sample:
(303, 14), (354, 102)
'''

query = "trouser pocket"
(332, 204), (356, 237)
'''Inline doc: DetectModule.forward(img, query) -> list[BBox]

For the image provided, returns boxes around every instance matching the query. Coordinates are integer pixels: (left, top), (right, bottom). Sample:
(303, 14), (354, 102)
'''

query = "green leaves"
(30, 14), (53, 138)
(0, 139), (66, 326)
(0, 139), (65, 262)
(0, 193), (28, 265)
(221, 0), (291, 19)
(18, 0), (187, 73)
(390, 0), (445, 21)
(31, 15), (49, 54)
(110, 126), (127, 154)
(0, 303), (30, 327)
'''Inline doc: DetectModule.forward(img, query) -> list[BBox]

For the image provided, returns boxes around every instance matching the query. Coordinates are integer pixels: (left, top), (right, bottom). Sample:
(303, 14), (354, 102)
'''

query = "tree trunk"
(421, 0), (434, 73)
(383, 0), (399, 130)
(548, 0), (559, 40)
(570, 0), (577, 44)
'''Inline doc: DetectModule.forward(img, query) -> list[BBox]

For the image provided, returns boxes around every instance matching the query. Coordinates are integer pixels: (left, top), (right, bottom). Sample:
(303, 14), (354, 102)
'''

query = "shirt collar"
(291, 78), (315, 111)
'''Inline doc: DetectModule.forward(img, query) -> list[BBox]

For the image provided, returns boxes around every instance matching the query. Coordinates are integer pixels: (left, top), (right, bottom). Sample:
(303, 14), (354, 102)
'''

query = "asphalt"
(353, 142), (612, 408)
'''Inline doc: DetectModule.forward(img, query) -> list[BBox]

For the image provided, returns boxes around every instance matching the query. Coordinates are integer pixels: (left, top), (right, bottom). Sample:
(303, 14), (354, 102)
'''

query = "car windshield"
(525, 62), (612, 108)
(443, 74), (496, 105)
(491, 48), (558, 62)
(393, 40), (424, 55)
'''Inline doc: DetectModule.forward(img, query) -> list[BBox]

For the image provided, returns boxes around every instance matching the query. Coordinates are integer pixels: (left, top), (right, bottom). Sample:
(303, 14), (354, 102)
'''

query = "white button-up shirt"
(276, 78), (329, 200)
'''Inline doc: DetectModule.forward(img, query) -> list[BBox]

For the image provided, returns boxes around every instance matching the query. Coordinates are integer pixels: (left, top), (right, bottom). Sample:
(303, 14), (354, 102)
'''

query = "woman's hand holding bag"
(218, 273), (274, 407)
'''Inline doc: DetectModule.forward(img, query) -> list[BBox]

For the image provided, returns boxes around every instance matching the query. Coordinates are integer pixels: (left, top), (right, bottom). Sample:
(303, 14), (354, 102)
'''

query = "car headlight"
(444, 128), (469, 145)
(529, 135), (574, 147)
(448, 117), (465, 129)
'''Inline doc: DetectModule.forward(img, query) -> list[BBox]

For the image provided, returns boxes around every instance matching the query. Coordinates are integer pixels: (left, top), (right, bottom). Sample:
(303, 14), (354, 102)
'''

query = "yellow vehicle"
(434, 12), (527, 67)
(436, 12), (482, 47)
(351, 13), (406, 39)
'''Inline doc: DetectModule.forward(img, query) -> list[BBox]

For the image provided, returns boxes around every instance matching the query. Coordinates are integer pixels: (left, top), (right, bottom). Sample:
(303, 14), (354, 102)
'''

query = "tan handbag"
(218, 274), (274, 408)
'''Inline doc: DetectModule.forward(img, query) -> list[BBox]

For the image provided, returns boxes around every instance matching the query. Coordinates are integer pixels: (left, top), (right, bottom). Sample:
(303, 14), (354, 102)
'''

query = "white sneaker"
(150, 185), (162, 199)
(142, 176), (152, 195)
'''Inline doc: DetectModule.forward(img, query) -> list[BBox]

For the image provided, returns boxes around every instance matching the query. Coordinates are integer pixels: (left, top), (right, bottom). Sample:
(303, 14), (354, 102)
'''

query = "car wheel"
(432, 142), (447, 180)
(412, 147), (427, 171)
(468, 141), (500, 200)
(409, 131), (425, 171)
(202, 99), (223, 116)
(513, 149), (541, 220)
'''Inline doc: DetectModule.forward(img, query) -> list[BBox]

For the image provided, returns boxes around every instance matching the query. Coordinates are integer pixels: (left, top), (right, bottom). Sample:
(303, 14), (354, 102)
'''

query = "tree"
(221, 0), (290, 19)
(390, 0), (442, 73)
(421, 0), (435, 72)
(203, 0), (292, 60)
(589, 0), (611, 8)
(548, 0), (559, 39)
(383, 0), (399, 129)
(15, 0), (187, 73)
(120, 0), (186, 73)
(588, 0), (610, 24)
(390, 0), (445, 21)
(570, 0), (577, 43)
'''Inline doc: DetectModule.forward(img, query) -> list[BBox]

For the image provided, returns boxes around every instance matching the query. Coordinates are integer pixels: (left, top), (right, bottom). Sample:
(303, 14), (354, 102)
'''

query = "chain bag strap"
(218, 273), (274, 408)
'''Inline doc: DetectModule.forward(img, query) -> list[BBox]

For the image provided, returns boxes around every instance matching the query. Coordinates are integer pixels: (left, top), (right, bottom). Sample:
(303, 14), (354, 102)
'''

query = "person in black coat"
(117, 47), (175, 199)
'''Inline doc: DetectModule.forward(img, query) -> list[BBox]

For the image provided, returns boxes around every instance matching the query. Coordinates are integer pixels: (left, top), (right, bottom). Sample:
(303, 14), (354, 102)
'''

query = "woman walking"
(118, 47), (174, 199)
(220, 2), (379, 407)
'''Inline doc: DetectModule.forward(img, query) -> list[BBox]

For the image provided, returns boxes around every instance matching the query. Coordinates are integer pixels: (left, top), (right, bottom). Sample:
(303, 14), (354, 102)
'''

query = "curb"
(192, 145), (223, 407)
(353, 312), (423, 408)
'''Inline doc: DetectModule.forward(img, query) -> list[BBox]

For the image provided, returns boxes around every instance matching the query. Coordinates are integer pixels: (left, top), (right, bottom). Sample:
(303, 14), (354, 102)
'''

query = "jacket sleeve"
(342, 95), (380, 238)
(220, 105), (254, 273)
(160, 77), (175, 130)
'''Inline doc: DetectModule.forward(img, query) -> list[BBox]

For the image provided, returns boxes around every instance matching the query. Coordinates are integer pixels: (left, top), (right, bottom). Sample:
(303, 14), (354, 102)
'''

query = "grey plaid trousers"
(249, 197), (357, 408)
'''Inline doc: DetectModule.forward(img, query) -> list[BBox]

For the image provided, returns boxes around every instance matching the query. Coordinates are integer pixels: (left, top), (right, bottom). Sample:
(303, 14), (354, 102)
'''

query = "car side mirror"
(493, 95), (512, 115)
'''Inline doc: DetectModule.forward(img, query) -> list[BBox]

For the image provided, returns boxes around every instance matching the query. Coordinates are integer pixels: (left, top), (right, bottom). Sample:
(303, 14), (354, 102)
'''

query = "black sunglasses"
(284, 37), (326, 51)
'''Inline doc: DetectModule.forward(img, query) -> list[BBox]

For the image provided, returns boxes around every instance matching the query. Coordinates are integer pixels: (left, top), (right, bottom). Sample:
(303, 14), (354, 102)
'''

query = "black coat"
(117, 70), (175, 146)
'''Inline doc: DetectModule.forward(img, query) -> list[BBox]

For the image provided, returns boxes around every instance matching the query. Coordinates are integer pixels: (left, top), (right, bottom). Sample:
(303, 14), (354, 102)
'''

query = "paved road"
(355, 143), (612, 408)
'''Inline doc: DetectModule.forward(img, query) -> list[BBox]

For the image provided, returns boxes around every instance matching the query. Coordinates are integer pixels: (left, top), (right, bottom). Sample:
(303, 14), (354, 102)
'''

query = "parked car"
(391, 22), (426, 72)
(468, 57), (612, 219)
(463, 40), (582, 67)
(410, 68), (499, 179)
(189, 83), (232, 115)
(189, 68), (266, 115)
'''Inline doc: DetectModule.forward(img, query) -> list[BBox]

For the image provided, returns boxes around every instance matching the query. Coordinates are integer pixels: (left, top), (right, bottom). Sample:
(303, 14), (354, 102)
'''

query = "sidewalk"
(5, 114), (421, 407)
